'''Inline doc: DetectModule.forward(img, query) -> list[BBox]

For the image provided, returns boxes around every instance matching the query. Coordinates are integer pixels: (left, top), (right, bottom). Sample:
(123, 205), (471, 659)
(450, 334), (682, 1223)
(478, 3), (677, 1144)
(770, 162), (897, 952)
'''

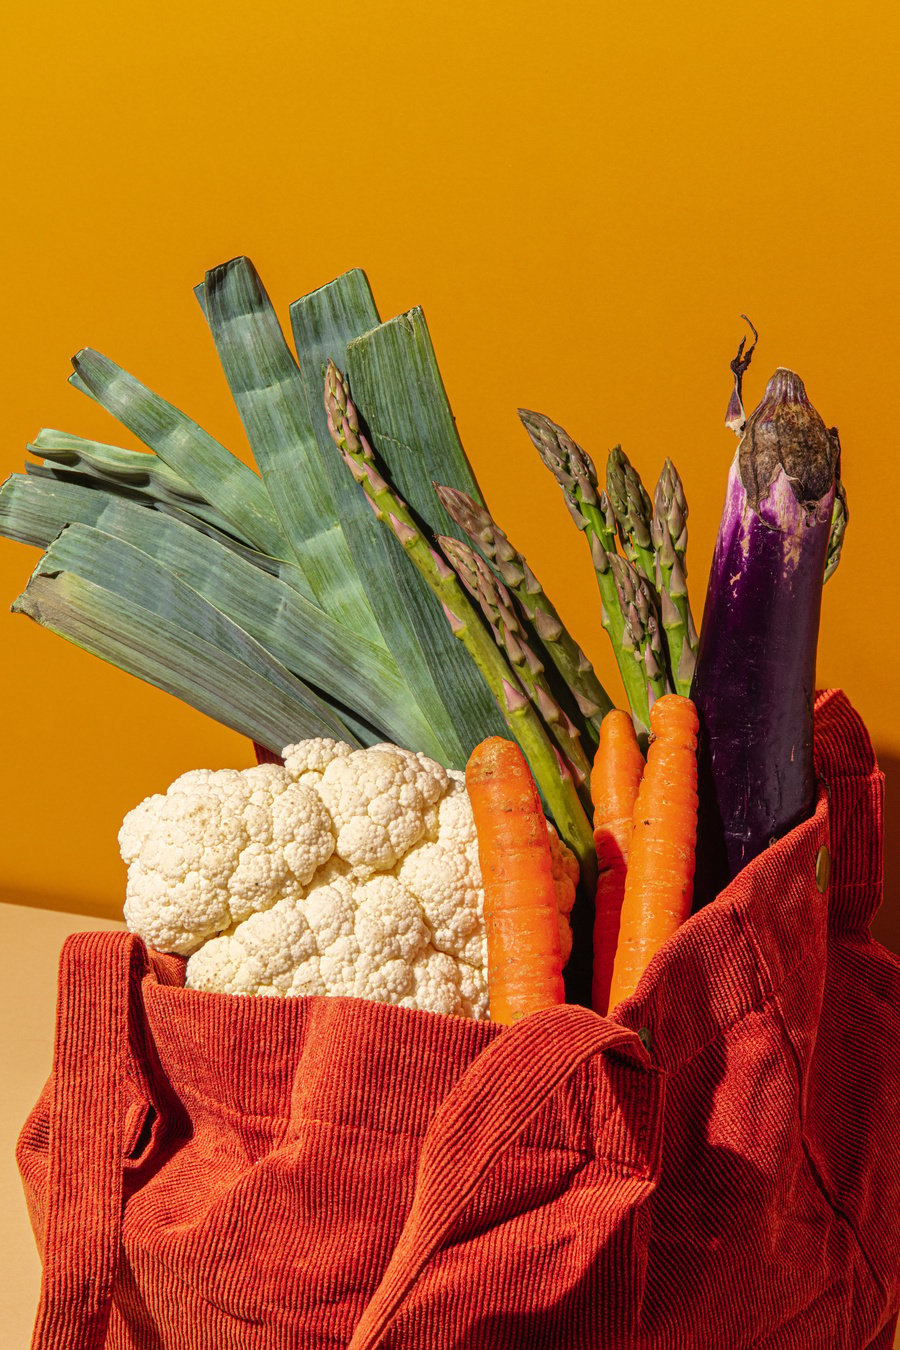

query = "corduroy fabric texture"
(17, 689), (900, 1349)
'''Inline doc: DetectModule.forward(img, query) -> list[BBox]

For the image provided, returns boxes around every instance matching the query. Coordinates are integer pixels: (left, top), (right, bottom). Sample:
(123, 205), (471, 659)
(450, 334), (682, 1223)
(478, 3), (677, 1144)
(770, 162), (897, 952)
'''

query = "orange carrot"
(590, 710), (645, 1015)
(466, 737), (565, 1025)
(607, 694), (699, 1008)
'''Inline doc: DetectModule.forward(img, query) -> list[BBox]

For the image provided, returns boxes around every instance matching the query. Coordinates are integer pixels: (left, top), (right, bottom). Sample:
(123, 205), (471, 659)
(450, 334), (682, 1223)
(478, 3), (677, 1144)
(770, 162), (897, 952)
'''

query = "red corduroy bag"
(17, 689), (900, 1349)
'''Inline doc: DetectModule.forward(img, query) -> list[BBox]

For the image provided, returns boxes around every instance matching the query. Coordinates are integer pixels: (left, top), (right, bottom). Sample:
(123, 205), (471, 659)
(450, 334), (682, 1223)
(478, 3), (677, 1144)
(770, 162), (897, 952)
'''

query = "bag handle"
(30, 931), (149, 1350)
(348, 1004), (656, 1350)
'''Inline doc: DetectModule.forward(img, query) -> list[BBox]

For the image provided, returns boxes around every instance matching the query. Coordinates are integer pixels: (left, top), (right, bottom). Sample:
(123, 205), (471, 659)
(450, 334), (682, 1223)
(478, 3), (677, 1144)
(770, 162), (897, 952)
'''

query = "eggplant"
(690, 364), (842, 908)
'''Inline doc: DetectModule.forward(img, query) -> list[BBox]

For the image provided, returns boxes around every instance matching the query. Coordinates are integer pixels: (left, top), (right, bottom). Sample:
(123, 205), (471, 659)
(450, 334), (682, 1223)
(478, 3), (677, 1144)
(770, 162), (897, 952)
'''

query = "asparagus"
(605, 446), (656, 583)
(824, 459), (848, 583)
(651, 458), (699, 695)
(437, 534), (593, 790)
(323, 360), (596, 878)
(432, 482), (614, 745)
(516, 410), (653, 740)
(608, 554), (671, 708)
(518, 409), (617, 550)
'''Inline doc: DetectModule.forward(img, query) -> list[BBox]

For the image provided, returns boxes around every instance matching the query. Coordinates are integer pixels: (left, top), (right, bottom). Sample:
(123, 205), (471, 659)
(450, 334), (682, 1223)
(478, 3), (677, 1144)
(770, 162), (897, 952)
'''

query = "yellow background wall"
(1, 0), (898, 948)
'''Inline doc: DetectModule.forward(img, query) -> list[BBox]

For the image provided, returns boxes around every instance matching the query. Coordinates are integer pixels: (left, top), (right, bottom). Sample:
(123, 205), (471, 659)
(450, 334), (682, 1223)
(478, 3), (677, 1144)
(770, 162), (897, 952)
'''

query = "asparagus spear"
(323, 360), (596, 880)
(437, 533), (593, 791)
(651, 458), (699, 696)
(608, 554), (671, 708)
(605, 446), (656, 583)
(432, 482), (614, 745)
(516, 409), (653, 740)
(824, 461), (848, 583)
(517, 409), (617, 550)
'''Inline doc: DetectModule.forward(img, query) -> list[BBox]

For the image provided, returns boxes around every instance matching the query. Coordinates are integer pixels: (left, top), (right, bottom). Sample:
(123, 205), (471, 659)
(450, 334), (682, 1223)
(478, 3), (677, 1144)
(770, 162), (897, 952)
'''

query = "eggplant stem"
(726, 315), (760, 435)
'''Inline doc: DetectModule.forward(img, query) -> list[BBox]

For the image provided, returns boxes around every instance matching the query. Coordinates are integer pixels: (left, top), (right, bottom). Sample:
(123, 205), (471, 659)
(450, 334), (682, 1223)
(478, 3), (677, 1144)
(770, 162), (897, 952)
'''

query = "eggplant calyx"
(739, 368), (839, 513)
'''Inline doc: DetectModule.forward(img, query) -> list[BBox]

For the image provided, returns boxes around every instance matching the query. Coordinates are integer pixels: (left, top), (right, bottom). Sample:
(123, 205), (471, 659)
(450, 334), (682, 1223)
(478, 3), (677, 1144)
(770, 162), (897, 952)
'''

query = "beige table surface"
(3, 899), (897, 1348)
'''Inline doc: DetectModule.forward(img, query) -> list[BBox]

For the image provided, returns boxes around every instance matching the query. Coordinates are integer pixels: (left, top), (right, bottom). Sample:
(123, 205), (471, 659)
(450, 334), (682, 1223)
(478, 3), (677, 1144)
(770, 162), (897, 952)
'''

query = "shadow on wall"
(871, 750), (900, 956)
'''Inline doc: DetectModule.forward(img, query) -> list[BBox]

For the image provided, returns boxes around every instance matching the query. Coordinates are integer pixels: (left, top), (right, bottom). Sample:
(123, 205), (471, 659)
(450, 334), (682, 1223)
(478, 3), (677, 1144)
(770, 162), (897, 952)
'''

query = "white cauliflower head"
(120, 739), (578, 1020)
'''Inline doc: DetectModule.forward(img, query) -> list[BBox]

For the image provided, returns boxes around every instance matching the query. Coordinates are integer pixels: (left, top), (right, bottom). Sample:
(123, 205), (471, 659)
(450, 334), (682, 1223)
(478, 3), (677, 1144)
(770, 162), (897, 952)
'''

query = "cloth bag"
(17, 689), (900, 1349)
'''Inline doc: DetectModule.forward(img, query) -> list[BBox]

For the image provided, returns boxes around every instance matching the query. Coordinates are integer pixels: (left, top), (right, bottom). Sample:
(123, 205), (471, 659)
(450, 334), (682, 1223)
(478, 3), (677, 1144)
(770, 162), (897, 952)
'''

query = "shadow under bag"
(17, 689), (900, 1348)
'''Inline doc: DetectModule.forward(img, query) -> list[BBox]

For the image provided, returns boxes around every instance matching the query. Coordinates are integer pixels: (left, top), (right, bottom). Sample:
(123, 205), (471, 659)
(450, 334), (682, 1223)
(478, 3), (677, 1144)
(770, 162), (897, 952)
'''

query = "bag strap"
(30, 931), (149, 1350)
(348, 1004), (656, 1350)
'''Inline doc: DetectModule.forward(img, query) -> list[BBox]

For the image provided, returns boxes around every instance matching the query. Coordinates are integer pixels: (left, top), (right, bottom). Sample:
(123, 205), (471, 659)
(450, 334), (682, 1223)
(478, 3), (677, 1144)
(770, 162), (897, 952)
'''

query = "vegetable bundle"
(0, 263), (845, 1010)
(114, 735), (577, 1016)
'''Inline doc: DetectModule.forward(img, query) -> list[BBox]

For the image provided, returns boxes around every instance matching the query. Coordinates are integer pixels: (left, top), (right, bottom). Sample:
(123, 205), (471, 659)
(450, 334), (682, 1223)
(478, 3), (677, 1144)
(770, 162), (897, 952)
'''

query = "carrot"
(607, 694), (699, 1008)
(590, 710), (645, 1015)
(466, 736), (565, 1025)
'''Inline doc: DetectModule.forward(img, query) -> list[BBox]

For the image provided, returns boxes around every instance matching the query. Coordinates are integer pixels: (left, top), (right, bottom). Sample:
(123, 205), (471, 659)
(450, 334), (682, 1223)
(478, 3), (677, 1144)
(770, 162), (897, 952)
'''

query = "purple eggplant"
(690, 365), (842, 908)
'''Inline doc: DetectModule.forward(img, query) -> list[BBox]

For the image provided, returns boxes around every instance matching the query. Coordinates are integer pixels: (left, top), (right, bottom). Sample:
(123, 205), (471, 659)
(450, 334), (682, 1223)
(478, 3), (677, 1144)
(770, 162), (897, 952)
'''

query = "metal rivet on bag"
(815, 845), (831, 893)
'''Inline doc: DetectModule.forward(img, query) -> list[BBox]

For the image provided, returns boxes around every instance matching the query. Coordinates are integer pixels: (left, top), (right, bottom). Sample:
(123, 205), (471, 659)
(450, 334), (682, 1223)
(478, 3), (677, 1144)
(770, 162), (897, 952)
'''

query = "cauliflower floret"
(400, 950), (465, 1017)
(121, 764), (335, 955)
(397, 779), (485, 968)
(281, 737), (353, 788)
(187, 893), (318, 995)
(316, 744), (449, 877)
(352, 875), (430, 962)
(454, 959), (489, 1020)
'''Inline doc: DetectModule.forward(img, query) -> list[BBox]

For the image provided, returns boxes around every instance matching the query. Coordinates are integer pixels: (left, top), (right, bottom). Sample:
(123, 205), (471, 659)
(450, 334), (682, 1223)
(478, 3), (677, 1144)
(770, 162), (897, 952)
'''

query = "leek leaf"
(198, 257), (383, 647)
(289, 270), (470, 766)
(69, 351), (292, 564)
(345, 309), (508, 760)
(50, 506), (442, 756)
(18, 527), (361, 750)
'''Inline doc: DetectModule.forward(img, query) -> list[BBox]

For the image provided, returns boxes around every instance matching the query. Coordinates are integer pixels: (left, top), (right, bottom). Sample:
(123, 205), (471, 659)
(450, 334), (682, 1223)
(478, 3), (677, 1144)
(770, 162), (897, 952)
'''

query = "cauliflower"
(120, 739), (578, 1020)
